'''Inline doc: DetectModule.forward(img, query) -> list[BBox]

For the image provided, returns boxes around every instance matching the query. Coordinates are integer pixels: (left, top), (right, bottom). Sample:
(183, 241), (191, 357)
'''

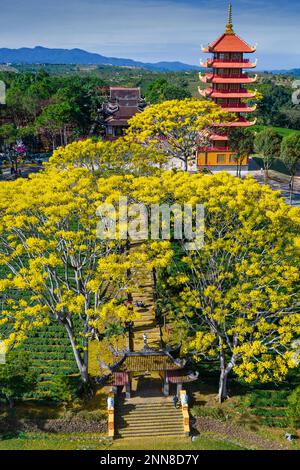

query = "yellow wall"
(197, 152), (249, 167)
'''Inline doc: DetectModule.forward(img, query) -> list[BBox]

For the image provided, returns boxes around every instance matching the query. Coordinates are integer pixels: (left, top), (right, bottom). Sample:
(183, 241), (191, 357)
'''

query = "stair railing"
(107, 392), (115, 438)
(180, 390), (190, 436)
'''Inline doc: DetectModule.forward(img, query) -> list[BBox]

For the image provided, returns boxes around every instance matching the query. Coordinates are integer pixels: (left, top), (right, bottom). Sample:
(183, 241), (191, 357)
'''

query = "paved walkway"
(210, 169), (300, 206)
(253, 170), (300, 206)
(0, 165), (43, 181)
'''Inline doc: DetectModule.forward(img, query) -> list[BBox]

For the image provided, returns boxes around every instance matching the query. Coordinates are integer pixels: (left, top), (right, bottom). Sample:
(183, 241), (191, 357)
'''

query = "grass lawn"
(0, 433), (245, 451)
(252, 125), (300, 137)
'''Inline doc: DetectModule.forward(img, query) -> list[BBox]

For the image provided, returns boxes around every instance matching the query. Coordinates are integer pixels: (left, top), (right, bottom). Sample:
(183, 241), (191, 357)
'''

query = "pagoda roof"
(200, 88), (256, 99)
(204, 33), (256, 53)
(221, 104), (257, 113)
(115, 351), (185, 373)
(214, 117), (257, 127)
(166, 370), (198, 384)
(210, 134), (229, 141)
(105, 117), (129, 127)
(201, 59), (257, 69)
(200, 73), (257, 85)
(113, 369), (198, 385)
(102, 86), (147, 125)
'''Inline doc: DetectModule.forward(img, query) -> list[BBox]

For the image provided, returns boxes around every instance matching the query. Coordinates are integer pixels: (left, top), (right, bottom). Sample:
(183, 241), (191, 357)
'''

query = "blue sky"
(0, 0), (299, 69)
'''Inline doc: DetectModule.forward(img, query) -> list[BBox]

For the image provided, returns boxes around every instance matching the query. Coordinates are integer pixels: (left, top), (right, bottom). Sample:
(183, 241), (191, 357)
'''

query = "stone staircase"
(130, 243), (162, 351)
(116, 399), (185, 438)
(110, 242), (188, 440)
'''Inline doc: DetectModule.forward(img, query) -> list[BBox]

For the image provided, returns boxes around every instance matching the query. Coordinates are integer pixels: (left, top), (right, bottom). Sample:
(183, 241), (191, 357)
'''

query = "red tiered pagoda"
(198, 3), (257, 168)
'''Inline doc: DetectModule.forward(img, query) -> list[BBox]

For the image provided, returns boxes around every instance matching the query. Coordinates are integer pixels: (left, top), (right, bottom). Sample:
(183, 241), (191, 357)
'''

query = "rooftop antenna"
(225, 2), (234, 34)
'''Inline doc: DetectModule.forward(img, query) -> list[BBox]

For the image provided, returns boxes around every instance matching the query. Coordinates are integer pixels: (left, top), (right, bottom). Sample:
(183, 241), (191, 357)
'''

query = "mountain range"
(270, 68), (300, 76)
(0, 46), (200, 72)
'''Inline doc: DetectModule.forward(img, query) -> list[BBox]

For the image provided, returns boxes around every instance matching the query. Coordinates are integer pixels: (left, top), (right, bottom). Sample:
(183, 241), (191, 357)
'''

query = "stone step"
(118, 427), (184, 435)
(116, 413), (182, 423)
(121, 403), (177, 408)
(134, 318), (157, 323)
(133, 326), (157, 329)
(134, 319), (156, 323)
(118, 407), (181, 413)
(118, 431), (186, 438)
(117, 409), (181, 413)
(117, 421), (183, 428)
(117, 425), (184, 432)
(116, 414), (183, 424)
(120, 407), (181, 417)
(118, 406), (179, 410)
(117, 417), (182, 425)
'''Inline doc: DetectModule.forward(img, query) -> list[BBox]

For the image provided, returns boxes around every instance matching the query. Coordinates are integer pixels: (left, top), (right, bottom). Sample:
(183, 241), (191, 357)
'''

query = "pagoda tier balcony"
(199, 73), (257, 84)
(200, 58), (257, 69)
(213, 117), (257, 127)
(210, 134), (229, 141)
(221, 103), (257, 113)
(199, 146), (231, 152)
(199, 88), (256, 99)
(201, 45), (257, 54)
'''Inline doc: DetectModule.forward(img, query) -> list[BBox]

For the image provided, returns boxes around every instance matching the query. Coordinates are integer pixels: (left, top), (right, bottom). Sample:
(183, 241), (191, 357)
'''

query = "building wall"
(197, 151), (248, 167)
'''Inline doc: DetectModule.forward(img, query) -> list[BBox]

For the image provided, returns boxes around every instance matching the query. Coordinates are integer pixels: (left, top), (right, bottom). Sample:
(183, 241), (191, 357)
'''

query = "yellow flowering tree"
(46, 138), (166, 176)
(126, 98), (231, 171)
(1, 167), (299, 399)
(113, 171), (300, 402)
(154, 172), (300, 401)
(0, 168), (138, 384)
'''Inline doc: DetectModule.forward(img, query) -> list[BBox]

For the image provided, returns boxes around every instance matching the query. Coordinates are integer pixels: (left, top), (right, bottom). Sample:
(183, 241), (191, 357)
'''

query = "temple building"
(198, 3), (257, 168)
(101, 87), (147, 140)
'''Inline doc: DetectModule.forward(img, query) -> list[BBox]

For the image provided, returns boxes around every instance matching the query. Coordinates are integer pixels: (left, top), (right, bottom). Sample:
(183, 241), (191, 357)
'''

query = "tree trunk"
(64, 126), (68, 146)
(218, 370), (229, 403)
(184, 158), (188, 172)
(264, 165), (269, 183)
(6, 395), (14, 409)
(289, 176), (295, 205)
(218, 350), (236, 403)
(64, 322), (89, 383)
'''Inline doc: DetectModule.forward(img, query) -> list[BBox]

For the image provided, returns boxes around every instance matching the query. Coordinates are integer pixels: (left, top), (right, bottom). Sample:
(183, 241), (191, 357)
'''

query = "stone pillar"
(107, 392), (115, 438)
(176, 382), (183, 396)
(163, 372), (169, 396)
(125, 373), (132, 398)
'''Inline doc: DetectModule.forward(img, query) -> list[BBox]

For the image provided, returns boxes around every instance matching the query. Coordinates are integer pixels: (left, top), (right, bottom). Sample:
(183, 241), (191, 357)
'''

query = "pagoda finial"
(225, 2), (234, 34)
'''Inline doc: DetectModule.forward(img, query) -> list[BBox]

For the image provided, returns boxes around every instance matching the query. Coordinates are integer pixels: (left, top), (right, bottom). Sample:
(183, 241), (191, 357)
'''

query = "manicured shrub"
(190, 406), (228, 421)
(76, 410), (106, 422)
(286, 386), (300, 429)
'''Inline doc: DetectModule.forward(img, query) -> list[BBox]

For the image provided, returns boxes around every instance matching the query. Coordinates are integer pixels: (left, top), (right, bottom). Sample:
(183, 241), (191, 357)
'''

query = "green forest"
(0, 65), (299, 158)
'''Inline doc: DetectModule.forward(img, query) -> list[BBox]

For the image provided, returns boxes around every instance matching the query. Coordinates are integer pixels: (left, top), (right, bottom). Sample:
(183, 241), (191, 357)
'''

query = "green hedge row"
(244, 390), (289, 408)
(15, 322), (79, 399)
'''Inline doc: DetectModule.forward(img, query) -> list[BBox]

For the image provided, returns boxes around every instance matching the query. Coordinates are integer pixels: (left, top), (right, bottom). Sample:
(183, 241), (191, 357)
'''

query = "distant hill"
(269, 68), (300, 76)
(0, 46), (200, 72)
